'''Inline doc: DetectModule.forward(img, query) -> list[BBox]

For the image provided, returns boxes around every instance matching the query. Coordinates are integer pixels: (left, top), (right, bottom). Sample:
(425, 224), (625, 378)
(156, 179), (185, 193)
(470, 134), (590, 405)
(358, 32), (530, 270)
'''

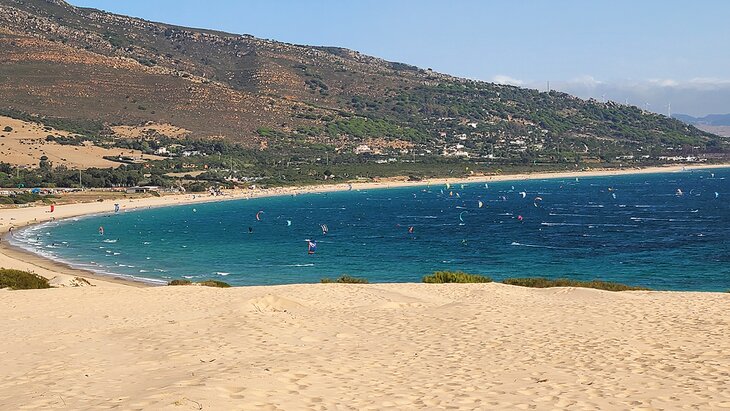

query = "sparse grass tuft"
(0, 268), (51, 290)
(321, 275), (369, 284)
(423, 271), (493, 283)
(502, 277), (648, 291)
(168, 279), (192, 286)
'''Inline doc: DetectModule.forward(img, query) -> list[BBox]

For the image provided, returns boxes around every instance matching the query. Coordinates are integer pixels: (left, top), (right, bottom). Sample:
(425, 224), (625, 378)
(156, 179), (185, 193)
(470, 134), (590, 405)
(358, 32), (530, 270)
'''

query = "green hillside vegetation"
(0, 0), (727, 190)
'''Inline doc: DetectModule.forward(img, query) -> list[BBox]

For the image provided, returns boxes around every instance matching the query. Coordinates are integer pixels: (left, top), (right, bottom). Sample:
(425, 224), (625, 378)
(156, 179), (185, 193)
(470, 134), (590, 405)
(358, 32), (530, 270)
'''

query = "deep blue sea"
(12, 168), (730, 290)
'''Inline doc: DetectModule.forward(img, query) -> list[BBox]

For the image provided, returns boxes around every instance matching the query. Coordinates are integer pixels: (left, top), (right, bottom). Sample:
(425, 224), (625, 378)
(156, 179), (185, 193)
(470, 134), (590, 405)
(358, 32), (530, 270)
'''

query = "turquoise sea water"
(11, 168), (730, 290)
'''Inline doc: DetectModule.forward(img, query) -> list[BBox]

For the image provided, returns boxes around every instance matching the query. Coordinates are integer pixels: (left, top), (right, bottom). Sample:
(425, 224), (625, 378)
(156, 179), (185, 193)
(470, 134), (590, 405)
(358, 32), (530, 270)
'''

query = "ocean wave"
(510, 242), (584, 250)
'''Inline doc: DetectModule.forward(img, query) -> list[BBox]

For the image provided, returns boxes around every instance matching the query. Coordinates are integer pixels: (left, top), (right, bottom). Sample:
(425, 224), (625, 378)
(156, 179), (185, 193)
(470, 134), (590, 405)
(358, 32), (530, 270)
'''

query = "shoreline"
(1, 162), (728, 288)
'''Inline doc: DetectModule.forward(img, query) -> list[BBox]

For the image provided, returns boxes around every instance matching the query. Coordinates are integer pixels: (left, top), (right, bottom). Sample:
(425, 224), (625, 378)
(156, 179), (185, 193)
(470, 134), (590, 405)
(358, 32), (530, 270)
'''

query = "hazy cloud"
(569, 75), (603, 88)
(647, 78), (679, 88)
(519, 77), (730, 116)
(492, 75), (524, 86)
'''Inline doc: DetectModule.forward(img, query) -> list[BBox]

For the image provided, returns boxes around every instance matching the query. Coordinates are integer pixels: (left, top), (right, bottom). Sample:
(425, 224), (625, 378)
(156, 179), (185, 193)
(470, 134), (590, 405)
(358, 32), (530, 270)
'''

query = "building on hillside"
(354, 144), (371, 154)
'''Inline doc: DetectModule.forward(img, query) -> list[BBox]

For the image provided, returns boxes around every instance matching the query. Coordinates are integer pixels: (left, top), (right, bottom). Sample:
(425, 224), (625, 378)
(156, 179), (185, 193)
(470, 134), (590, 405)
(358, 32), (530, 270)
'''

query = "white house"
(354, 144), (371, 154)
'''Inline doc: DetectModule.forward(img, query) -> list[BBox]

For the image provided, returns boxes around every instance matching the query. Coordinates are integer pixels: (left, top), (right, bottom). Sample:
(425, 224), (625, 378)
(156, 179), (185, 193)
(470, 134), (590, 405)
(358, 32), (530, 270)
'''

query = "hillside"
(0, 0), (727, 188)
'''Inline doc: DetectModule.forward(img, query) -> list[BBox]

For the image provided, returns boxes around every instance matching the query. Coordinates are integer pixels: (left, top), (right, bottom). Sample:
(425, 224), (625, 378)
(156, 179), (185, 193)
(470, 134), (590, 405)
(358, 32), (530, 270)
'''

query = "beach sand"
(1, 163), (729, 409)
(1, 283), (729, 409)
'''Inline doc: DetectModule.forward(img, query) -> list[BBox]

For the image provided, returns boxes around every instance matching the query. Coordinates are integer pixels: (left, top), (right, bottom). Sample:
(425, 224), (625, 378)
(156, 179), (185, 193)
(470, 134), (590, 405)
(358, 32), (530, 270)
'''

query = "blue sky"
(68, 0), (730, 116)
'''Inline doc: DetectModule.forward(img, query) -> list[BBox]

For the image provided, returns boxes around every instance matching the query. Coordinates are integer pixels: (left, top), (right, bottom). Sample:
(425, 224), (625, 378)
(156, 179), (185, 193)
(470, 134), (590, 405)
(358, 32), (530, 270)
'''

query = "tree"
(39, 155), (51, 170)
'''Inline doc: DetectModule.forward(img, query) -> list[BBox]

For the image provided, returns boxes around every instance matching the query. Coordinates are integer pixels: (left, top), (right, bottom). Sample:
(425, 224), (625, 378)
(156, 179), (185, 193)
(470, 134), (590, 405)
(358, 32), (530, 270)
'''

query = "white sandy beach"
(1, 163), (729, 409)
(2, 283), (729, 410)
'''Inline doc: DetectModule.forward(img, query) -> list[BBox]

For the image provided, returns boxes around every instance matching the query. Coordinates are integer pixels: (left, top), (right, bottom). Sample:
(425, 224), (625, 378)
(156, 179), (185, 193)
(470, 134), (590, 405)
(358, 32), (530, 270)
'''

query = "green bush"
(198, 280), (231, 288)
(168, 279), (231, 287)
(321, 275), (368, 284)
(422, 271), (492, 283)
(184, 182), (209, 193)
(502, 277), (648, 291)
(0, 269), (51, 290)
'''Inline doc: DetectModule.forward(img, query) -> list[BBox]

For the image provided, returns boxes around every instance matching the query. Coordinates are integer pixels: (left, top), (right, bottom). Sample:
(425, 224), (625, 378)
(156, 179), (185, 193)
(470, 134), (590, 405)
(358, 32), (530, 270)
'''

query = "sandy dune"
(1, 283), (729, 410)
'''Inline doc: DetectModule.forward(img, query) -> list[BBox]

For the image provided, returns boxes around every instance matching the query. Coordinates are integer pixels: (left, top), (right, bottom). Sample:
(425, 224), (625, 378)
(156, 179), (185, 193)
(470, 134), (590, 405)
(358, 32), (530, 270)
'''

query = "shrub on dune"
(321, 275), (368, 284)
(168, 279), (230, 287)
(198, 280), (231, 288)
(0, 269), (51, 290)
(502, 277), (648, 291)
(422, 271), (492, 283)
